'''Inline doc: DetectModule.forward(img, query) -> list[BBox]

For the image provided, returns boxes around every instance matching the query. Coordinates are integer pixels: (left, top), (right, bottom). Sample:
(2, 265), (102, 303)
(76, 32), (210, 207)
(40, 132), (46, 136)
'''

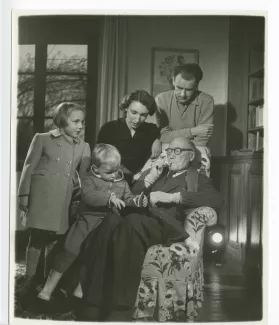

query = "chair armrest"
(184, 207), (217, 245)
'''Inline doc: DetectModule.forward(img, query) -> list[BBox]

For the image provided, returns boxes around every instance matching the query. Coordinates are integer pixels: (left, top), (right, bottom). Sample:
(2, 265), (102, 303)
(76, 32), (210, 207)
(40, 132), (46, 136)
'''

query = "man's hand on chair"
(185, 237), (200, 252)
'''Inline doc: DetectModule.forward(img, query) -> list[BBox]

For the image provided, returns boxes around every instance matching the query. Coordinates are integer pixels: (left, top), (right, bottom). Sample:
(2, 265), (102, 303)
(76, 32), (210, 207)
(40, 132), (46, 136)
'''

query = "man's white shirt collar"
(169, 169), (187, 178)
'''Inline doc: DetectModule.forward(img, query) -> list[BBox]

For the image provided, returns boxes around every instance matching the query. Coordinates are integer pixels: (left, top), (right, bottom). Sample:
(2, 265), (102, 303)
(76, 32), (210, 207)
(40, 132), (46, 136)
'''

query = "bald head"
(169, 137), (195, 150)
(167, 137), (195, 172)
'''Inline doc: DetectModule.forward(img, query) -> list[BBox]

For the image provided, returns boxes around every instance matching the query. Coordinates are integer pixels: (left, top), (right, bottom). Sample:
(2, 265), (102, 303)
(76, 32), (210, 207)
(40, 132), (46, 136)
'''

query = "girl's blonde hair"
(53, 102), (85, 128)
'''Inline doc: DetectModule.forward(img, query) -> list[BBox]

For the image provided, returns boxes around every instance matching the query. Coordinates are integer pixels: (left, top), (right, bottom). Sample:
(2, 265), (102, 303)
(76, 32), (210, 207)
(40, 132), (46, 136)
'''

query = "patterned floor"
(14, 262), (76, 321)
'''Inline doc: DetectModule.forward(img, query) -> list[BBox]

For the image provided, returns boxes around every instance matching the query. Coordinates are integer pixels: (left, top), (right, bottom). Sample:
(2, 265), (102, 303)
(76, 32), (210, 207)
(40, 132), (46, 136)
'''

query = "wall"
(126, 16), (230, 156)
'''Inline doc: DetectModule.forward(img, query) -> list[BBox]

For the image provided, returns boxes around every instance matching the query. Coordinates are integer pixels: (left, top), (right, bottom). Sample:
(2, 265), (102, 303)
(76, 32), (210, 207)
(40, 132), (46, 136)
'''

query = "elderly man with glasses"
(78, 137), (222, 322)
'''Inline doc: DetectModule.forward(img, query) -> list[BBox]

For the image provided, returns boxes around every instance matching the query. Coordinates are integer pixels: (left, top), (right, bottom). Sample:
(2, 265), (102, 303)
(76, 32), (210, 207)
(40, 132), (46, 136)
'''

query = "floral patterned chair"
(132, 206), (217, 322)
(132, 142), (215, 321)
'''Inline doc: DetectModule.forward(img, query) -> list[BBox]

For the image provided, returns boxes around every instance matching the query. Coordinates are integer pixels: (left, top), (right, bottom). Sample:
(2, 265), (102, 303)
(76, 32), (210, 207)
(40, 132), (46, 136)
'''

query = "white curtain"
(95, 16), (127, 133)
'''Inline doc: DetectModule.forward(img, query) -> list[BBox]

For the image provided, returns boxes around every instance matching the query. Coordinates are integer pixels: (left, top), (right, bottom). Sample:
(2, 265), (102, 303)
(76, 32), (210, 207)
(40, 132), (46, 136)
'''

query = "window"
(17, 44), (88, 168)
(17, 45), (35, 164)
(17, 16), (100, 170)
(44, 45), (88, 132)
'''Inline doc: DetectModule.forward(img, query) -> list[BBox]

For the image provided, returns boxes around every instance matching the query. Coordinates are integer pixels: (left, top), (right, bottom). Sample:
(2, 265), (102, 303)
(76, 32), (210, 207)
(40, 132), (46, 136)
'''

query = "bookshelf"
(247, 43), (264, 151)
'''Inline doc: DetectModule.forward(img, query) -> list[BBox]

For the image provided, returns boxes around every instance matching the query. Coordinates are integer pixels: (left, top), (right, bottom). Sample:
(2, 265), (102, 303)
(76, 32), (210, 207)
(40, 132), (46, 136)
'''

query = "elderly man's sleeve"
(180, 174), (223, 211)
(194, 96), (214, 147)
(131, 169), (151, 195)
(155, 95), (194, 143)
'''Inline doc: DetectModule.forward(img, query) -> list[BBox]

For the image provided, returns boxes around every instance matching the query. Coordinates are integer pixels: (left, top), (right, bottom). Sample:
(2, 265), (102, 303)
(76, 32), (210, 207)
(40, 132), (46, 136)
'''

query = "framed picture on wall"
(151, 48), (199, 97)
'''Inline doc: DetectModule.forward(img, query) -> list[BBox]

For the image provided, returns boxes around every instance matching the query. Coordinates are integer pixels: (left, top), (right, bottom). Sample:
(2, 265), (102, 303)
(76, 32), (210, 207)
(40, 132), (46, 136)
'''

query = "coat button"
(55, 158), (60, 161)
(65, 173), (70, 178)
(57, 143), (62, 147)
(67, 161), (72, 164)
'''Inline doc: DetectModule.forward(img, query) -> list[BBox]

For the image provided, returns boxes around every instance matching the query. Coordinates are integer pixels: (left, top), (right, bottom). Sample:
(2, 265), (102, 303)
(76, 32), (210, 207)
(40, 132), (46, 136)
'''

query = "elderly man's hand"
(150, 191), (181, 206)
(144, 160), (165, 187)
(185, 237), (200, 252)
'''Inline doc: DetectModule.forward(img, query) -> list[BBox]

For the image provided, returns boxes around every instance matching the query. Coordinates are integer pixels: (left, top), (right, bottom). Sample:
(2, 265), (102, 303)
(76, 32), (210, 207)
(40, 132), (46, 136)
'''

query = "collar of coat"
(90, 166), (124, 183)
(156, 166), (199, 193)
(50, 128), (81, 144)
(166, 166), (199, 192)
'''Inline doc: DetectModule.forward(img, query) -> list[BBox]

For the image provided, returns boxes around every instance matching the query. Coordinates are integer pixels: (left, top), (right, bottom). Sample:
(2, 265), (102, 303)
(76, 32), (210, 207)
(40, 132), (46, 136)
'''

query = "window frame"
(17, 16), (100, 170)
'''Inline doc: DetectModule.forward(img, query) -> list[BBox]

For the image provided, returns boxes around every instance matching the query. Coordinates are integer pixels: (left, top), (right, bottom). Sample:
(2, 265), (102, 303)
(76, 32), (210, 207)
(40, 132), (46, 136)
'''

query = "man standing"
(156, 63), (214, 147)
(79, 137), (222, 321)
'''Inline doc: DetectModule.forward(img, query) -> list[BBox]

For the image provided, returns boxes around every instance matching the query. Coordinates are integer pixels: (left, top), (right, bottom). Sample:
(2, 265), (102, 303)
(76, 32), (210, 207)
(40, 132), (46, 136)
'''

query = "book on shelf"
(248, 133), (263, 150)
(249, 77), (264, 100)
(248, 104), (264, 129)
(249, 106), (256, 128)
(255, 104), (264, 127)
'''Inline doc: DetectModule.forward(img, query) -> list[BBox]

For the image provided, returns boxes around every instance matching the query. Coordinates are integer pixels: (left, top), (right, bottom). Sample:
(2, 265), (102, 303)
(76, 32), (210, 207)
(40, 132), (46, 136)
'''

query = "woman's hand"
(19, 196), (28, 212)
(150, 139), (162, 160)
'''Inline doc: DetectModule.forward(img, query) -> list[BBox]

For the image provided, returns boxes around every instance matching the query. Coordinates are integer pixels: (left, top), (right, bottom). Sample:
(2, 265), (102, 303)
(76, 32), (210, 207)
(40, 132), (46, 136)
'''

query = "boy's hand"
(19, 196), (28, 212)
(142, 195), (148, 207)
(134, 192), (148, 207)
(110, 193), (126, 210)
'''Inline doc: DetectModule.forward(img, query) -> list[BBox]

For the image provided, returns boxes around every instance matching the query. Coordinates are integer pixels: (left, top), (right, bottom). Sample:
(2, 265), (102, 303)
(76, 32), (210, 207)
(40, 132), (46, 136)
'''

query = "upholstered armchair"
(132, 145), (215, 322)
(132, 206), (217, 322)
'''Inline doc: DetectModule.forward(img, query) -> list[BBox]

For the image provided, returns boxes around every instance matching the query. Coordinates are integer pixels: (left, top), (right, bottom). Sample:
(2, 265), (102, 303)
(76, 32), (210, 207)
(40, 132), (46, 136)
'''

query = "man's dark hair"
(173, 63), (203, 83)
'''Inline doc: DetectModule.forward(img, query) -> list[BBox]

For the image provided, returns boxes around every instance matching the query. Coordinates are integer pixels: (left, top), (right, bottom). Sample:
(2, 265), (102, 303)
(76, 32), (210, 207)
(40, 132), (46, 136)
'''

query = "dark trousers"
(52, 215), (103, 273)
(79, 213), (187, 321)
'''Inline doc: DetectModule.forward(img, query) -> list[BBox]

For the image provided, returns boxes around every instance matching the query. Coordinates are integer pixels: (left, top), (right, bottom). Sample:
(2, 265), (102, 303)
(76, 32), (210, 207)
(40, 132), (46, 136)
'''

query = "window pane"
(17, 75), (35, 117)
(47, 45), (88, 73)
(17, 119), (34, 163)
(45, 75), (87, 116)
(18, 45), (35, 73)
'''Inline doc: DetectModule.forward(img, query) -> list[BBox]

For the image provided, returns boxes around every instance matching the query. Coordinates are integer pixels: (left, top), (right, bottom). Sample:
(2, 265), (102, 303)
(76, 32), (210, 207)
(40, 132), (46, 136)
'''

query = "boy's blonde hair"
(92, 143), (121, 169)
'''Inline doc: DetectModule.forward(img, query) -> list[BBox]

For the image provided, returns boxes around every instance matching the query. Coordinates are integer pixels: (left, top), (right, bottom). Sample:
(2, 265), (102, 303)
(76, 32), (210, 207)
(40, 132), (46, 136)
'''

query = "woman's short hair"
(53, 102), (85, 128)
(91, 143), (121, 168)
(119, 90), (157, 116)
(173, 64), (203, 83)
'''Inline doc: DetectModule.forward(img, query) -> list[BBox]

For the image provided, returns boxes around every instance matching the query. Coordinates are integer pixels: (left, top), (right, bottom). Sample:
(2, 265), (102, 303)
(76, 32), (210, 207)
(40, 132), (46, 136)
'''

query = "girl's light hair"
(53, 102), (85, 128)
(92, 143), (121, 168)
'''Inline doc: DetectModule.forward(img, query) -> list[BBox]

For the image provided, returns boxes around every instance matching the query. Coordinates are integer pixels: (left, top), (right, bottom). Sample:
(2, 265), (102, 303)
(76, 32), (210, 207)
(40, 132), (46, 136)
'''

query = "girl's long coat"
(18, 129), (91, 234)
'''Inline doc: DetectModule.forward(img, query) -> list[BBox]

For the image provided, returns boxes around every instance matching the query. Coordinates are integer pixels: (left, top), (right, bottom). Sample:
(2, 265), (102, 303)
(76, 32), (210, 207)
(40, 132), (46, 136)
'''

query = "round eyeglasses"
(166, 148), (193, 156)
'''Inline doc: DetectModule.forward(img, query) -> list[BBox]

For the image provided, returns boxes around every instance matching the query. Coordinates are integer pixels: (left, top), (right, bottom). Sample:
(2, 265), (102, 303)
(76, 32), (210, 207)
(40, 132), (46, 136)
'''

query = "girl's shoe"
(15, 276), (37, 299)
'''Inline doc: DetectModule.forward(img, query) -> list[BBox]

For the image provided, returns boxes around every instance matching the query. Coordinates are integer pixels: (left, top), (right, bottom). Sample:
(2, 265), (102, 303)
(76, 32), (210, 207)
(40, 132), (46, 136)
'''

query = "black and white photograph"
(9, 12), (266, 323)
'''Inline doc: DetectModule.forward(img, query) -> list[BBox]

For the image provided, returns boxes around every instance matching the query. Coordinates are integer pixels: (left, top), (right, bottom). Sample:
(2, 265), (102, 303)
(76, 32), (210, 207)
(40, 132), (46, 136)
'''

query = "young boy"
(37, 143), (147, 302)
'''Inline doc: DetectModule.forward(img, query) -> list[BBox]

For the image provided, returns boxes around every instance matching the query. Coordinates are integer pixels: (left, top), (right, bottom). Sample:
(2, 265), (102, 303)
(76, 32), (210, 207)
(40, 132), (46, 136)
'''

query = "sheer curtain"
(95, 16), (127, 133)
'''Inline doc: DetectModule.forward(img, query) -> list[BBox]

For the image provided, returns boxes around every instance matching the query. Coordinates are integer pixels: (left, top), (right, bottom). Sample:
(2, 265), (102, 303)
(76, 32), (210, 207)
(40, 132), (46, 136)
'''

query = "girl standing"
(17, 102), (91, 299)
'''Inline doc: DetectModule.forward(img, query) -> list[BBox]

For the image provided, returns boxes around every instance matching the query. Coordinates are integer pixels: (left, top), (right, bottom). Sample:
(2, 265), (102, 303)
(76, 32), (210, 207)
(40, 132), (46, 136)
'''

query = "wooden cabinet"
(211, 153), (263, 282)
